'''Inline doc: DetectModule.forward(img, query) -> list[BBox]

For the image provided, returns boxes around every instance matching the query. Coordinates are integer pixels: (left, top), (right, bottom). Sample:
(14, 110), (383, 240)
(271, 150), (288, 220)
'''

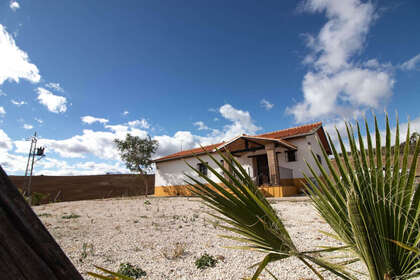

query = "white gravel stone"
(34, 196), (366, 279)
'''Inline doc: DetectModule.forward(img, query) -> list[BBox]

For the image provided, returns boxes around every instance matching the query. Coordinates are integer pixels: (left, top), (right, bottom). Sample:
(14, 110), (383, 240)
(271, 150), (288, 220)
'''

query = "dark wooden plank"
(0, 165), (83, 280)
(0, 242), (27, 279)
(0, 208), (58, 279)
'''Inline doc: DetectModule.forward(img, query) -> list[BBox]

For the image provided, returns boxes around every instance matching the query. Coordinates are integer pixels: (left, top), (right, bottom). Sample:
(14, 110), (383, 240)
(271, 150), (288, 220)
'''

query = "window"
(286, 150), (297, 162)
(198, 162), (208, 176)
(316, 154), (322, 164)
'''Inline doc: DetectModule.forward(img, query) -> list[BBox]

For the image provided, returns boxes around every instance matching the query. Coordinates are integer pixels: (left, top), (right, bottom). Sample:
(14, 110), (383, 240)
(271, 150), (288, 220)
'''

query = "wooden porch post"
(251, 157), (258, 184)
(265, 143), (280, 185)
(223, 154), (232, 183)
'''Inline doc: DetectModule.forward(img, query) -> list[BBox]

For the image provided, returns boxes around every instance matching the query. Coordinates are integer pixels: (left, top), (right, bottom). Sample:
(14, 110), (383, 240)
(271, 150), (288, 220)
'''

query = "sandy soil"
(34, 196), (363, 280)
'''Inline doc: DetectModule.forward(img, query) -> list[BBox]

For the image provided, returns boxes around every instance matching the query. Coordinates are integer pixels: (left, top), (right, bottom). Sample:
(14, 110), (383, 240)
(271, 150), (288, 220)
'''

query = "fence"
(9, 174), (155, 204)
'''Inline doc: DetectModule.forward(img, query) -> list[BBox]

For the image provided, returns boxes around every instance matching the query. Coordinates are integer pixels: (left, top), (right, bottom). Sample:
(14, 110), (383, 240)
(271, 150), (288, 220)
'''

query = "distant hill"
(395, 132), (419, 155)
(338, 132), (419, 156)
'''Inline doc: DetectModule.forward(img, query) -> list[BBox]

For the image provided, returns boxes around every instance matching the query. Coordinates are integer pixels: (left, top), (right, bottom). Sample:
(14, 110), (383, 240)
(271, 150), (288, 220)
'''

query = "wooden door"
(256, 154), (269, 186)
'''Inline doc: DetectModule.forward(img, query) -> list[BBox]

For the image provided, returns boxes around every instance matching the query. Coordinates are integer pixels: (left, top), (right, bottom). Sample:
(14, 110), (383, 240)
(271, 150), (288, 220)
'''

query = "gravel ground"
(34, 196), (364, 280)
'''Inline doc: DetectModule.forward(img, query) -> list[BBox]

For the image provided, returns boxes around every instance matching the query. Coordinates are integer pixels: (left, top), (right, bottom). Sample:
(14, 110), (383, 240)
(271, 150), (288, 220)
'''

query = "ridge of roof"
(216, 135), (297, 151)
(256, 121), (322, 139)
(153, 142), (222, 162)
(154, 121), (323, 162)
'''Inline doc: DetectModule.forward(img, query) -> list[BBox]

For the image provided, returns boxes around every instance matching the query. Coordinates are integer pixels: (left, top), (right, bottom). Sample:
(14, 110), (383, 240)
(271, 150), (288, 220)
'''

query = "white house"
(153, 122), (331, 197)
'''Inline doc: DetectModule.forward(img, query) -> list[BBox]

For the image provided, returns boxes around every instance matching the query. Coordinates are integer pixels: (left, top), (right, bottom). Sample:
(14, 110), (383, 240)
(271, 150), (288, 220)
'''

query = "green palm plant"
(185, 115), (420, 280)
(304, 115), (420, 279)
(184, 150), (357, 280)
(89, 115), (419, 280)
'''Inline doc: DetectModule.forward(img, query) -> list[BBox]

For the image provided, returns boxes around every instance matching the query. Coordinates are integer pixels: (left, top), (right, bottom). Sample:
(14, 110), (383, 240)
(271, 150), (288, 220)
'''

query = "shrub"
(38, 213), (52, 217)
(62, 213), (81, 219)
(32, 192), (49, 205)
(117, 263), (146, 278)
(195, 253), (217, 270)
(18, 189), (49, 205)
(161, 242), (186, 260)
(79, 242), (94, 262)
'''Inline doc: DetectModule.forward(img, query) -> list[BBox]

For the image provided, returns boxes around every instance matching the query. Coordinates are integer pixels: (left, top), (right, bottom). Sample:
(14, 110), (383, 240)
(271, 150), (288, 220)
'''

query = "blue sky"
(0, 0), (419, 175)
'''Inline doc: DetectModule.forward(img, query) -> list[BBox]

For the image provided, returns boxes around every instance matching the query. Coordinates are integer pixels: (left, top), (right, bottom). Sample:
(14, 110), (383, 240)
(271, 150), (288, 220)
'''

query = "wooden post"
(223, 155), (232, 183)
(265, 143), (280, 185)
(0, 165), (83, 280)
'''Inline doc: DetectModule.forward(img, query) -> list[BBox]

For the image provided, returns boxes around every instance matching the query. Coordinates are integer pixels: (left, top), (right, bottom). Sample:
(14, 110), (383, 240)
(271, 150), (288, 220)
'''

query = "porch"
(217, 135), (302, 197)
(220, 135), (299, 180)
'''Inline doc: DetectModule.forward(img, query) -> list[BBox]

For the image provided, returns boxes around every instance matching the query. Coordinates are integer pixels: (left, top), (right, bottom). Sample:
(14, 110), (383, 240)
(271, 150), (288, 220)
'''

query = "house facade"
(153, 122), (332, 197)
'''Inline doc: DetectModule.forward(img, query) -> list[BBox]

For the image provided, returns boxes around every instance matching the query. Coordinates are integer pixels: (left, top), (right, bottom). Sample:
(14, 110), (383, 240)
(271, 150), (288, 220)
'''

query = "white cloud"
(0, 130), (25, 174)
(11, 99), (26, 106)
(35, 118), (43, 123)
(128, 118), (150, 129)
(8, 104), (260, 173)
(193, 121), (210, 130)
(0, 127), (130, 175)
(219, 104), (261, 139)
(288, 0), (394, 123)
(290, 68), (394, 121)
(81, 115), (109, 125)
(45, 82), (64, 92)
(36, 87), (67, 113)
(0, 24), (40, 85)
(9, 1), (20, 11)
(0, 152), (27, 174)
(260, 99), (274, 111)
(23, 124), (33, 130)
(154, 104), (261, 158)
(324, 115), (420, 154)
(0, 106), (5, 116)
(14, 123), (148, 160)
(0, 129), (13, 151)
(122, 110), (129, 115)
(400, 54), (420, 71)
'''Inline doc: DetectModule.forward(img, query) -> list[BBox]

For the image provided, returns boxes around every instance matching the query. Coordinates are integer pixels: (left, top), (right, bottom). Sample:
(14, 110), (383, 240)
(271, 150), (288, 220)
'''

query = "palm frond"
(305, 115), (420, 280)
(186, 149), (356, 280)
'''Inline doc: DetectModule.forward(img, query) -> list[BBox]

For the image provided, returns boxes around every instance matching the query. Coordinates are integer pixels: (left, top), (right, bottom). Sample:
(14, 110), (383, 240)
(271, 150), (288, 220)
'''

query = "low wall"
(154, 184), (300, 198)
(9, 174), (155, 203)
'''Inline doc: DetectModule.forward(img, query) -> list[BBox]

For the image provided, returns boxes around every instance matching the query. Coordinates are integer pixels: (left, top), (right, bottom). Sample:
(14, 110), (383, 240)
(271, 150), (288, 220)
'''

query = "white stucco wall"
(155, 133), (330, 186)
(155, 154), (222, 186)
(155, 153), (254, 186)
(280, 134), (329, 178)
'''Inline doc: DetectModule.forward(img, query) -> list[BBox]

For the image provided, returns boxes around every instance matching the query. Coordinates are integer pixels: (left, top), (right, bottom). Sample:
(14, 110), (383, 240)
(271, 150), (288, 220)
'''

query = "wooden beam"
(246, 139), (265, 148)
(0, 165), (83, 280)
(231, 146), (265, 155)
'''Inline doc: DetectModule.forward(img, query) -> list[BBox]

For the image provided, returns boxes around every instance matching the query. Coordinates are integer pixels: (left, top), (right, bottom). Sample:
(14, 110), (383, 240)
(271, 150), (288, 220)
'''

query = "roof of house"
(256, 121), (322, 139)
(216, 135), (297, 151)
(154, 121), (329, 163)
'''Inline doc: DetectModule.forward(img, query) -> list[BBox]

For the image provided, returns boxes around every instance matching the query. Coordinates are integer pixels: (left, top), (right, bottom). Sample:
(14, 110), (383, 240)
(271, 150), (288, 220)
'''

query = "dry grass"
(161, 242), (187, 260)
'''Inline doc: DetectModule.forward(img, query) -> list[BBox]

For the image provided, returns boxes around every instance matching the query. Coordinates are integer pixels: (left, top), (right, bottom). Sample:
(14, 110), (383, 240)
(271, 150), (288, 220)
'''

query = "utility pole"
(24, 132), (45, 204)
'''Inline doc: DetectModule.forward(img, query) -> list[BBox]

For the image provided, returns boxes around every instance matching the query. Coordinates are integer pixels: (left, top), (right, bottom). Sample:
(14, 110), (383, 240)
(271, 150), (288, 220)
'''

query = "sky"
(0, 0), (419, 175)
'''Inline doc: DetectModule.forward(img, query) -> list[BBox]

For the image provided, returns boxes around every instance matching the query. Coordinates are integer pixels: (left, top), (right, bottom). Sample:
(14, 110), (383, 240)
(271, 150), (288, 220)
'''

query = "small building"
(153, 122), (332, 197)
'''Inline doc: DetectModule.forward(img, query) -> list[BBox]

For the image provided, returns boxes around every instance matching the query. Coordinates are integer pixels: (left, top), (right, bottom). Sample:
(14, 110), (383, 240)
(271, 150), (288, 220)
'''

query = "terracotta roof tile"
(154, 122), (325, 162)
(154, 143), (222, 162)
(256, 122), (322, 139)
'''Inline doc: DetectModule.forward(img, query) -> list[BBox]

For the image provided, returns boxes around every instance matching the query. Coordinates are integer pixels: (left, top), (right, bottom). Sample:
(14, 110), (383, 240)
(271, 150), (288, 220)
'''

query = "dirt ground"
(34, 196), (364, 280)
